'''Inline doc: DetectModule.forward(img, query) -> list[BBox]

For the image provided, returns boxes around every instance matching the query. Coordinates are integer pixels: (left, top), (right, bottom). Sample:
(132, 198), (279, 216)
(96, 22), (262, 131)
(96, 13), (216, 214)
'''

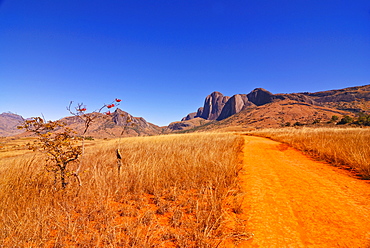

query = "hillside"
(0, 112), (24, 137)
(189, 100), (353, 132)
(59, 108), (162, 138)
(303, 84), (370, 112)
(2, 109), (161, 138)
(168, 84), (369, 132)
(163, 118), (211, 132)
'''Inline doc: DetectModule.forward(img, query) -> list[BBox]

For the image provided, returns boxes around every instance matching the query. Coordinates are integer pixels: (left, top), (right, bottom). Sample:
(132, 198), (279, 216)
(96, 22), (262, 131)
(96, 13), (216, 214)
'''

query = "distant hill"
(0, 112), (24, 137)
(163, 118), (210, 132)
(302, 85), (370, 112)
(168, 84), (370, 132)
(1, 109), (162, 138)
(59, 108), (162, 138)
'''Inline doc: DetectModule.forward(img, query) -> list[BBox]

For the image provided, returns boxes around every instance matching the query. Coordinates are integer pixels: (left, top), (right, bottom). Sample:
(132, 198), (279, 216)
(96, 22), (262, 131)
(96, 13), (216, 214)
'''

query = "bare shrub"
(17, 117), (82, 188)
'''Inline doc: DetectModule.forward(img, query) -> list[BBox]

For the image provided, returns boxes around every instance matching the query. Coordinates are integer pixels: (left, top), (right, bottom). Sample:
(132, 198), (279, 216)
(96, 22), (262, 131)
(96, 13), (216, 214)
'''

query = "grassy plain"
(0, 133), (245, 247)
(0, 137), (34, 159)
(249, 127), (370, 179)
(0, 137), (103, 160)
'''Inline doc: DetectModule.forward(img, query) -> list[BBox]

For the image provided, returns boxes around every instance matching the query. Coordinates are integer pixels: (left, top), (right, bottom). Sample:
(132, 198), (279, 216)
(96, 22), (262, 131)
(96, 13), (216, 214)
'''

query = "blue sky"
(1, 0), (369, 126)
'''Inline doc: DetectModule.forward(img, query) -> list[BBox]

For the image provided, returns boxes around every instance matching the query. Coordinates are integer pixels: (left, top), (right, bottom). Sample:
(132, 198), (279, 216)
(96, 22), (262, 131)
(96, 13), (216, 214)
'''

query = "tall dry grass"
(0, 133), (244, 247)
(249, 127), (370, 179)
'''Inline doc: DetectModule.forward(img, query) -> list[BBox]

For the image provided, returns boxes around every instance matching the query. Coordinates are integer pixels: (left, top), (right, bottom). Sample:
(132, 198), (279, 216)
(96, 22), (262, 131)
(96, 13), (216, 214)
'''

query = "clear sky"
(1, 0), (369, 126)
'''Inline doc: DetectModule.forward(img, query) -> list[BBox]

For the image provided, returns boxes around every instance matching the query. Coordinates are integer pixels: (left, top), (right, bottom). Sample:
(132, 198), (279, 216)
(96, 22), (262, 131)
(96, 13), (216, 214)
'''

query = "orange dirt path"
(236, 136), (370, 247)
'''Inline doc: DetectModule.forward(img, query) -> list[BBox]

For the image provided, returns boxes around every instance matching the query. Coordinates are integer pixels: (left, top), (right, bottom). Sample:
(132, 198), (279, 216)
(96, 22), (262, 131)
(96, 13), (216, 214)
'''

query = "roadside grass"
(0, 133), (245, 247)
(249, 127), (370, 179)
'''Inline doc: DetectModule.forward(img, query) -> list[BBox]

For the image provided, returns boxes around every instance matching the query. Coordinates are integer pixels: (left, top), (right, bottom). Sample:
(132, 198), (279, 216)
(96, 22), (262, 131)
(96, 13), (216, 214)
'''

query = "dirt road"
(237, 136), (370, 247)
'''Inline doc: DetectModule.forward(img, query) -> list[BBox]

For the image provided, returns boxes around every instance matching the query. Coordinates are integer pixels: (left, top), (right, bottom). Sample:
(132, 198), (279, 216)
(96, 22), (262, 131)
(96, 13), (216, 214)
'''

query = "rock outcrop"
(199, 92), (230, 120)
(178, 88), (309, 124)
(180, 88), (275, 122)
(217, 94), (255, 120)
(247, 88), (274, 106)
(181, 112), (197, 121)
(196, 107), (204, 118)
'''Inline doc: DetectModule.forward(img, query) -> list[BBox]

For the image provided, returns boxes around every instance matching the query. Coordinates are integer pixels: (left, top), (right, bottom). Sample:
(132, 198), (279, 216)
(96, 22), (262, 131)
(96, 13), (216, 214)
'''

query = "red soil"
(234, 136), (370, 247)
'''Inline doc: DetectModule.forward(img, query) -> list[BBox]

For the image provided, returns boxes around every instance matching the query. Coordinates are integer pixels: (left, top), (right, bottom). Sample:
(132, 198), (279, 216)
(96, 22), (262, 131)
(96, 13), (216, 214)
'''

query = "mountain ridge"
(169, 84), (370, 131)
(1, 84), (369, 136)
(0, 108), (162, 138)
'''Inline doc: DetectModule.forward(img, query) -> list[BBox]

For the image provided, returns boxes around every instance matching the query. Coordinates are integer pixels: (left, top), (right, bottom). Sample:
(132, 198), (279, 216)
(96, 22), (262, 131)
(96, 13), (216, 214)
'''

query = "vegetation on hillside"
(335, 113), (370, 126)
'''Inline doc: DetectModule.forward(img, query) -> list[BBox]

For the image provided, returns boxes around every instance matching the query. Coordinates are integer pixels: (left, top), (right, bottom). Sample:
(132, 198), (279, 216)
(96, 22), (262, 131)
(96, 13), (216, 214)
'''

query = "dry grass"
(0, 137), (34, 159)
(249, 127), (370, 179)
(0, 137), (104, 159)
(0, 133), (244, 247)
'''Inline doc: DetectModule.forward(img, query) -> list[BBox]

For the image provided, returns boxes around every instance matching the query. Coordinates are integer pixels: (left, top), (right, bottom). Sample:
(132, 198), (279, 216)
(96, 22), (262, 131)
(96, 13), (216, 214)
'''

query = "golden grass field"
(0, 133), (245, 247)
(248, 127), (370, 179)
(1, 127), (369, 247)
(0, 137), (34, 159)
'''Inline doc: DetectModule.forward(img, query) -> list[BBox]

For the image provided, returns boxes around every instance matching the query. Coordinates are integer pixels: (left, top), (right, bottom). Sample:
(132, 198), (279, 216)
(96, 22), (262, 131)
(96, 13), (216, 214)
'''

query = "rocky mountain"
(217, 94), (254, 121)
(58, 108), (161, 138)
(197, 91), (230, 120)
(170, 84), (369, 132)
(0, 112), (24, 137)
(190, 100), (353, 132)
